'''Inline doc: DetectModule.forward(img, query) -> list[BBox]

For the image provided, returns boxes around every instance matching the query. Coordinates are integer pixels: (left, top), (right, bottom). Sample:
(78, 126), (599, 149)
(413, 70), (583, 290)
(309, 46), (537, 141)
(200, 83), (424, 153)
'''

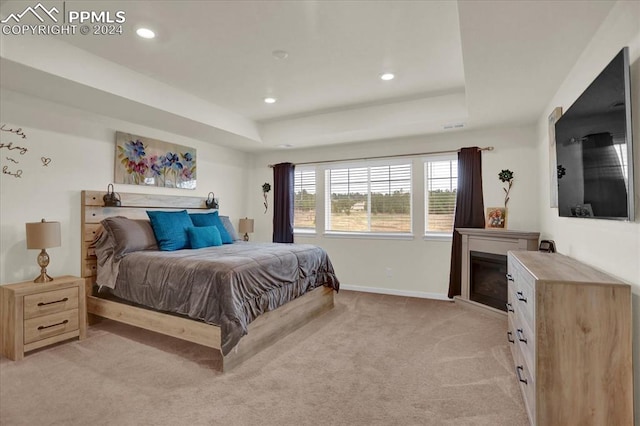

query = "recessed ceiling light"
(380, 73), (395, 81)
(272, 50), (289, 60)
(136, 28), (155, 39)
(264, 97), (277, 104)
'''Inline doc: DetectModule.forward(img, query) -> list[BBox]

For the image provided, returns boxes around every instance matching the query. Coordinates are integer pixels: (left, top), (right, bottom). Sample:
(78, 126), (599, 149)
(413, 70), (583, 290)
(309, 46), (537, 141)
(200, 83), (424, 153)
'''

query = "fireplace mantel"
(456, 228), (540, 315)
(456, 228), (540, 241)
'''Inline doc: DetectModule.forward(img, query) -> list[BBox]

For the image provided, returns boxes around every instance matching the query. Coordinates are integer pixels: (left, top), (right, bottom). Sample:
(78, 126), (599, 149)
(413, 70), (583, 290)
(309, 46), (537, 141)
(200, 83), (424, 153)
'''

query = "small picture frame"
(571, 203), (594, 218)
(486, 207), (507, 229)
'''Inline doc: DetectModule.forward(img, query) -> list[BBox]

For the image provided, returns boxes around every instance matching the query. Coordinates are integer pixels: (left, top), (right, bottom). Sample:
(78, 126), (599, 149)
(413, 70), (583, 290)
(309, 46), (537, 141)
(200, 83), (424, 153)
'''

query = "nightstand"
(1, 275), (86, 360)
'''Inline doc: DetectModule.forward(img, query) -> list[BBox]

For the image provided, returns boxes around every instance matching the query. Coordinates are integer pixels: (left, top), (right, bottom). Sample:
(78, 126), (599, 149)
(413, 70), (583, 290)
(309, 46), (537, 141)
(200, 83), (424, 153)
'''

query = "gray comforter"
(108, 242), (339, 355)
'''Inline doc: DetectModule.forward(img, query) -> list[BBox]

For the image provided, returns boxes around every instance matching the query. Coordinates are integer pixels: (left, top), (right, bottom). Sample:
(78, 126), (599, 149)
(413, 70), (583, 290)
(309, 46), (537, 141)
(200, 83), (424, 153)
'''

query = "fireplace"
(455, 228), (539, 315)
(470, 251), (507, 311)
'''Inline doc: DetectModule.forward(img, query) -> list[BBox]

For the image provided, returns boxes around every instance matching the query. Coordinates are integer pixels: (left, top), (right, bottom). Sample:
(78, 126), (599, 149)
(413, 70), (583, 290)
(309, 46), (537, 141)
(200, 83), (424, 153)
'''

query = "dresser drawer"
(509, 285), (534, 333)
(23, 309), (79, 344)
(507, 315), (518, 361)
(512, 270), (535, 332)
(513, 343), (536, 425)
(507, 261), (535, 325)
(506, 280), (516, 314)
(513, 314), (535, 376)
(24, 287), (79, 320)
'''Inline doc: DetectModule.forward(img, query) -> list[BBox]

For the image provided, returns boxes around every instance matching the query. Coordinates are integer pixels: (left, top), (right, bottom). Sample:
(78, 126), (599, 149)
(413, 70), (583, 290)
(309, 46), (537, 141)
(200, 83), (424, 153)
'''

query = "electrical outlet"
(385, 267), (392, 277)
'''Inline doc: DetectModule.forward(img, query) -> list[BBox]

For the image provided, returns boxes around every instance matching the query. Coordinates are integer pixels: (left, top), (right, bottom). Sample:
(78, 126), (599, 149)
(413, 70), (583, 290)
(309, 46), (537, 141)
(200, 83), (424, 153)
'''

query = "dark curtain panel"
(448, 147), (485, 299)
(272, 162), (295, 243)
(582, 132), (627, 217)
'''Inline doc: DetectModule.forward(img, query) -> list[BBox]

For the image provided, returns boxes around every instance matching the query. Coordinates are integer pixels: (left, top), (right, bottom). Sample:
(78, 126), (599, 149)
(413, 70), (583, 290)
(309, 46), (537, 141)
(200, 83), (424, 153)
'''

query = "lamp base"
(243, 233), (249, 241)
(34, 248), (53, 283)
(33, 272), (54, 283)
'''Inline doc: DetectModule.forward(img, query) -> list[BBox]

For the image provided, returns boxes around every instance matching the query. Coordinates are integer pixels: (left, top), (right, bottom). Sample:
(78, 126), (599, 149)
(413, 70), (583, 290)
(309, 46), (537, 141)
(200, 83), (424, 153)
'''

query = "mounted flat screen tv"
(555, 47), (634, 220)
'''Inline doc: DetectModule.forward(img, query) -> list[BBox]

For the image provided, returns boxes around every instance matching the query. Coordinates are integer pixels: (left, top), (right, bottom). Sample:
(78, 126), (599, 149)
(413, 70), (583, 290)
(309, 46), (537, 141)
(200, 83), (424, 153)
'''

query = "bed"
(81, 190), (339, 371)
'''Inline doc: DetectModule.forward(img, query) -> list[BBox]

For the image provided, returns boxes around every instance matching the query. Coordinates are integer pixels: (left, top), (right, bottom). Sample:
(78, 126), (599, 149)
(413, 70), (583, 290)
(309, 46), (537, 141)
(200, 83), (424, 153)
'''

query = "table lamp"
(238, 218), (254, 241)
(26, 219), (61, 283)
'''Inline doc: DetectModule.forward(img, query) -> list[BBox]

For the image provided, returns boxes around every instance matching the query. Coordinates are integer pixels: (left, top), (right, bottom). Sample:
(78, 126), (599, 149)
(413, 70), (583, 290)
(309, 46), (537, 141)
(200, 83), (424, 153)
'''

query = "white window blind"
(425, 157), (458, 234)
(294, 168), (316, 230)
(325, 163), (411, 233)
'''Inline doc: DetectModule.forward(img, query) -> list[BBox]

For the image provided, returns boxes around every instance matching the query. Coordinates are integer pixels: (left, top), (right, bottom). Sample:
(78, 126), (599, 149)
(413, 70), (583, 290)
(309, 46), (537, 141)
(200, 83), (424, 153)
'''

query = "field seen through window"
(293, 190), (455, 232)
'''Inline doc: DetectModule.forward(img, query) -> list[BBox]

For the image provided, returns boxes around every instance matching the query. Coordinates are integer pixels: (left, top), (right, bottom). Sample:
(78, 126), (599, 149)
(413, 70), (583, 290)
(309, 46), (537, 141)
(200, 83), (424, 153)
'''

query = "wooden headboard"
(80, 190), (212, 291)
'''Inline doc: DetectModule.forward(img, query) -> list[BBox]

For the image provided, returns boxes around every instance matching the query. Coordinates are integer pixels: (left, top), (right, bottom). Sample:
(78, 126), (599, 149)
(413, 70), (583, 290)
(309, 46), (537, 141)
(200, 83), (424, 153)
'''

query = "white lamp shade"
(26, 220), (61, 249)
(238, 218), (254, 234)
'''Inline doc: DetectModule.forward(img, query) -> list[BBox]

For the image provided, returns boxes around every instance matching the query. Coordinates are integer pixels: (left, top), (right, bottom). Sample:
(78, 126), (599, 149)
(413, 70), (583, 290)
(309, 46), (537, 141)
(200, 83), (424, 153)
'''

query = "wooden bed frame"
(81, 190), (334, 371)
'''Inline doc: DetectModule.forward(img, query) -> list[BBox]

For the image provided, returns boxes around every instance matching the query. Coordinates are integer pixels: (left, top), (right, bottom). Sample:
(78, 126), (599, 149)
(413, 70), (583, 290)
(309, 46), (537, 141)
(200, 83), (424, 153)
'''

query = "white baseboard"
(339, 284), (452, 301)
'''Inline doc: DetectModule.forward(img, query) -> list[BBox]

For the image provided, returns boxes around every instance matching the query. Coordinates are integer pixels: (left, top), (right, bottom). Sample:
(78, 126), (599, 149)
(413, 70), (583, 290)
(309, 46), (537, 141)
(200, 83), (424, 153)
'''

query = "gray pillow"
(219, 215), (240, 241)
(101, 216), (158, 259)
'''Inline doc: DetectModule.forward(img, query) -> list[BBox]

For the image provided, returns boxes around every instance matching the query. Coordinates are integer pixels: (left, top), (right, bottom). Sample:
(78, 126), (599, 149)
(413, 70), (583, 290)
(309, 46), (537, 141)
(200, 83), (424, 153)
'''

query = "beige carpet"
(0, 291), (528, 425)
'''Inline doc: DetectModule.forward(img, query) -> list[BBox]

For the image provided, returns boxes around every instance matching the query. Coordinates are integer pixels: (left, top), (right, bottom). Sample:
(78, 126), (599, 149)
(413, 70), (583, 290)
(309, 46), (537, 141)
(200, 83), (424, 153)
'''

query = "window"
(613, 142), (629, 184)
(294, 167), (316, 231)
(425, 156), (457, 234)
(325, 163), (411, 234)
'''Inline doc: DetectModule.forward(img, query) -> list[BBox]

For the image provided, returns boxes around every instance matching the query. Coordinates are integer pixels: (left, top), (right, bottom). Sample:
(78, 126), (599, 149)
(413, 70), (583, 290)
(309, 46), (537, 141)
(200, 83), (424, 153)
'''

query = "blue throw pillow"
(146, 210), (193, 251)
(189, 211), (233, 244)
(186, 226), (222, 249)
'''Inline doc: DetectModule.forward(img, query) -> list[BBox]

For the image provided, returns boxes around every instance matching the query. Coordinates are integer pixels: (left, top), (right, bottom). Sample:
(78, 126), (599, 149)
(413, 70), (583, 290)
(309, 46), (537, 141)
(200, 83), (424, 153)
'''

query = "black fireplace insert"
(470, 251), (507, 311)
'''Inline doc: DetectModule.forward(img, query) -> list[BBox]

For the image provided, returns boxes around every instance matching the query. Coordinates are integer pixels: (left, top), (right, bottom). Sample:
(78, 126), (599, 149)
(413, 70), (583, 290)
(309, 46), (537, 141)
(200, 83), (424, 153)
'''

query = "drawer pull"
(516, 366), (528, 385)
(516, 291), (527, 303)
(516, 328), (527, 344)
(37, 319), (69, 330)
(506, 302), (514, 312)
(507, 331), (515, 344)
(506, 273), (514, 282)
(37, 297), (69, 307)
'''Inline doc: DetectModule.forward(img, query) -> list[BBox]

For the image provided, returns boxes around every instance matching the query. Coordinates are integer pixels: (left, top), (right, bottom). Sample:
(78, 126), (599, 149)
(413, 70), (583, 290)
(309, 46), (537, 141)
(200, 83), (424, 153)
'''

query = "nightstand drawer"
(24, 287), (78, 320)
(23, 309), (79, 344)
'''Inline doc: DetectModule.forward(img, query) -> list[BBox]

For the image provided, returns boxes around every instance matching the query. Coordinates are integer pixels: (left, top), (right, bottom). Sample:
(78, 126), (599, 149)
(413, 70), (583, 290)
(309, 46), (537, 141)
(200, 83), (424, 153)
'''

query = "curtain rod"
(268, 146), (494, 168)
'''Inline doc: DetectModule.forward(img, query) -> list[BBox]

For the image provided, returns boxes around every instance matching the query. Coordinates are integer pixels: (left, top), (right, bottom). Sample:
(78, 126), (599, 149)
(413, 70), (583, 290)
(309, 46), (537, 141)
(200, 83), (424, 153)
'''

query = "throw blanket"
(106, 243), (339, 355)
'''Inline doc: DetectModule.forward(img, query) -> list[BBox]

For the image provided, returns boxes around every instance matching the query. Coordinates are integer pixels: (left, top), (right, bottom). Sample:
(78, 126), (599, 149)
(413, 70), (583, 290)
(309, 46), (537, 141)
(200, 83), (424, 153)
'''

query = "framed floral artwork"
(486, 207), (507, 229)
(115, 132), (196, 189)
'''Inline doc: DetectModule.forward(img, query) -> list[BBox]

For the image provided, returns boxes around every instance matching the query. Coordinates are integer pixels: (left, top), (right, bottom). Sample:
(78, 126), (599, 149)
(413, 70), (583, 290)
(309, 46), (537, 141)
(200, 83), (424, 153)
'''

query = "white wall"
(535, 1), (640, 421)
(0, 89), (250, 284)
(249, 125), (539, 298)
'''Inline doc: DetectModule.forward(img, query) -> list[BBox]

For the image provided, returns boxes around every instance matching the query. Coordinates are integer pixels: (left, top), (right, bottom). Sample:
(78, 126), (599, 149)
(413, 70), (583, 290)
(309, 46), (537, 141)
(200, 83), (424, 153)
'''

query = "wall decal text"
(0, 141), (28, 155)
(2, 165), (22, 178)
(0, 124), (27, 139)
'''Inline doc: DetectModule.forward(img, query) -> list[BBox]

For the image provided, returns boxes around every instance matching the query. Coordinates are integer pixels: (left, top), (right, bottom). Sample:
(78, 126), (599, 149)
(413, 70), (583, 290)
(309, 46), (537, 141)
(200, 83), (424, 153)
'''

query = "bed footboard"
(222, 285), (334, 371)
(86, 285), (334, 371)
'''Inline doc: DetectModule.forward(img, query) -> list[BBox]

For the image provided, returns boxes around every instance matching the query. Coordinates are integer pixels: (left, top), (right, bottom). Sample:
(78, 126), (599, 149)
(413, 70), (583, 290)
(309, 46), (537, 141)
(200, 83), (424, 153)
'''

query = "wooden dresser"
(1, 275), (87, 360)
(506, 251), (633, 425)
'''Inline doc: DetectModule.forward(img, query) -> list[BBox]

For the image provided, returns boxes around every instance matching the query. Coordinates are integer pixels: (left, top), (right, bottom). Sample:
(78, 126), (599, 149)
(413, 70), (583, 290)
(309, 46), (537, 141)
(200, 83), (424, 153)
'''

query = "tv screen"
(555, 47), (634, 220)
